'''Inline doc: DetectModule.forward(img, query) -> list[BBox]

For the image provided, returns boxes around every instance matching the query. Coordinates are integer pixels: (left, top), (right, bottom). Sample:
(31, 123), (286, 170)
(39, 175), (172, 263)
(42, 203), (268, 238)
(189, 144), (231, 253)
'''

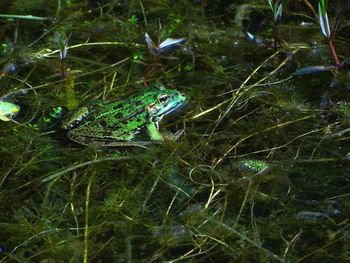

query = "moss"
(334, 101), (350, 125)
(9, 0), (56, 15)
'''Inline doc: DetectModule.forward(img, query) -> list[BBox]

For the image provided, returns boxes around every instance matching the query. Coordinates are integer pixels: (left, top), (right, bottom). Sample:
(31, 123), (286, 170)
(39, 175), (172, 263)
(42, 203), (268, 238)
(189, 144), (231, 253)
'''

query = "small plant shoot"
(318, 0), (341, 68)
(144, 32), (186, 55)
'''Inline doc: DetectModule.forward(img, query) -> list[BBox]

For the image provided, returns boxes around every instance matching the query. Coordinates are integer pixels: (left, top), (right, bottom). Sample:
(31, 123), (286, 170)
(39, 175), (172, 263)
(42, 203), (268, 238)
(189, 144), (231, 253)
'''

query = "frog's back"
(66, 94), (152, 143)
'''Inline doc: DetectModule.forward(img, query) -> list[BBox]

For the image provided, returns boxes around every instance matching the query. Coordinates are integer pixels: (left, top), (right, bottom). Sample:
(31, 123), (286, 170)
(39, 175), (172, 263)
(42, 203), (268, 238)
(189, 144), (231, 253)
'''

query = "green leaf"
(318, 2), (330, 38)
(267, 0), (275, 12)
(275, 3), (283, 21)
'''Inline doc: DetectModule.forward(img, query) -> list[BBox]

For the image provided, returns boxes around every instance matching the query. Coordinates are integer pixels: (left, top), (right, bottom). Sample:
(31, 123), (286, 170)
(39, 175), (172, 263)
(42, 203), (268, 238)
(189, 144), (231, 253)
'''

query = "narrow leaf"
(275, 3), (283, 21)
(157, 38), (186, 53)
(267, 0), (274, 12)
(318, 3), (330, 38)
(293, 65), (334, 76)
(144, 32), (156, 52)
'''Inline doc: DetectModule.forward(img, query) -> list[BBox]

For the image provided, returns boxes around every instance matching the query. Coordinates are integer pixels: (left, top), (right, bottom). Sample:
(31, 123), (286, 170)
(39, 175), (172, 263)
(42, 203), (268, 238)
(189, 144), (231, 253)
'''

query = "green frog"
(0, 101), (20, 122)
(61, 86), (186, 145)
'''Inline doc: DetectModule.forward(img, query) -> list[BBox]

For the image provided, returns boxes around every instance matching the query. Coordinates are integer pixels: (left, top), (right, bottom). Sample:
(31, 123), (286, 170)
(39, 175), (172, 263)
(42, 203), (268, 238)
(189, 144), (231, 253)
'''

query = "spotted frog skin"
(62, 87), (186, 145)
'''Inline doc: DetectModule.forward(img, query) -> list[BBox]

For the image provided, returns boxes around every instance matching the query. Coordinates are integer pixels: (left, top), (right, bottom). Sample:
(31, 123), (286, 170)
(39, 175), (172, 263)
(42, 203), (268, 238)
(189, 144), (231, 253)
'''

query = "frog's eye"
(158, 94), (169, 105)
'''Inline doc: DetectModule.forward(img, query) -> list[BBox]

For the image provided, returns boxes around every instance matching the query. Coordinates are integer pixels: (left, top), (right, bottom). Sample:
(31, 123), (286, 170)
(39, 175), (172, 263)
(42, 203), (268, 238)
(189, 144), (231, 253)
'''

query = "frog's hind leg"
(66, 130), (92, 145)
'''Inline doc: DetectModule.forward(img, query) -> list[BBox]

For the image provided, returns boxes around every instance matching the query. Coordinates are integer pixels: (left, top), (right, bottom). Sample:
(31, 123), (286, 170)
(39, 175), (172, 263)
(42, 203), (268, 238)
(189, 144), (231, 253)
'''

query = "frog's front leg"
(146, 122), (164, 141)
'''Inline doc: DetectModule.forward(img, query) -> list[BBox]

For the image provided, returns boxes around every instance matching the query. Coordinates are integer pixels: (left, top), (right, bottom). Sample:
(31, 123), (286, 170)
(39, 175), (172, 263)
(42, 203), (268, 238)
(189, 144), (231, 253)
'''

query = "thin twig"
(41, 155), (142, 182)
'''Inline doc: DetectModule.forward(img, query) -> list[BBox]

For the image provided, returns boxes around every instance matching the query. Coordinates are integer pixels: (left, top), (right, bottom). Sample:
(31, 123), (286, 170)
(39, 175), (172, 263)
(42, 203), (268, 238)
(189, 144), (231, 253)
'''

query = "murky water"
(0, 1), (350, 262)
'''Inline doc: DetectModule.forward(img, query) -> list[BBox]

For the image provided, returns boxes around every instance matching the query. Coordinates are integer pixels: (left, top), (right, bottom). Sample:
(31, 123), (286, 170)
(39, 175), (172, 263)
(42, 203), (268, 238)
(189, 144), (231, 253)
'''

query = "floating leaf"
(293, 65), (335, 76)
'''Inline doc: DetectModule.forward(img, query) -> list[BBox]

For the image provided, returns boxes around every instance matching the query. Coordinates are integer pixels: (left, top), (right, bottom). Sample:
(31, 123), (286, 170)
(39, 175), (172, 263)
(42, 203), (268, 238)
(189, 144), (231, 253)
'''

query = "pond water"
(0, 0), (349, 262)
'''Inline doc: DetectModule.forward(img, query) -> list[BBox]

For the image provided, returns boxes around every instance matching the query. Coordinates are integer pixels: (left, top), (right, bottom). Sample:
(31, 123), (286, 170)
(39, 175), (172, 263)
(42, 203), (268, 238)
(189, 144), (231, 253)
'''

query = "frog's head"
(147, 89), (186, 121)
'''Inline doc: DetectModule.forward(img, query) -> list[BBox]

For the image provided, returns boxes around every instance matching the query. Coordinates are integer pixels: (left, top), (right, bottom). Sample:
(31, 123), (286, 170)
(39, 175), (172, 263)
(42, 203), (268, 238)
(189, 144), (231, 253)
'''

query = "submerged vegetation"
(0, 0), (350, 262)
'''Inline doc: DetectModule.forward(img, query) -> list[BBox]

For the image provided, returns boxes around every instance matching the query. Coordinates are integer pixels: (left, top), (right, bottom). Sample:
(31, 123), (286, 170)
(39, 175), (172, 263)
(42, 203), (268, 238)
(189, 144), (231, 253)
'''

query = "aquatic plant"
(145, 32), (186, 56)
(318, 0), (341, 69)
(54, 32), (71, 78)
(333, 101), (350, 125)
(0, 1), (349, 262)
(1, 42), (9, 55)
(294, 1), (346, 75)
(127, 14), (138, 25)
(142, 31), (186, 84)
(267, 0), (283, 48)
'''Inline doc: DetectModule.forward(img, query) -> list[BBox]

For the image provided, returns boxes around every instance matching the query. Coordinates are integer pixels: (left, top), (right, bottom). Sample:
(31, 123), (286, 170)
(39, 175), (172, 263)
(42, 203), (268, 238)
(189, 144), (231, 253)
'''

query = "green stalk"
(56, 0), (61, 17)
(83, 174), (94, 263)
(0, 14), (51, 20)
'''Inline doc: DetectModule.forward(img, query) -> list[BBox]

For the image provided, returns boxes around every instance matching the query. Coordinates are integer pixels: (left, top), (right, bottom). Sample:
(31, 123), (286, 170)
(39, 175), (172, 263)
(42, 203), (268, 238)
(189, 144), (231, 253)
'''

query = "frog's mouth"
(151, 102), (185, 123)
(162, 102), (185, 115)
(161, 99), (186, 116)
